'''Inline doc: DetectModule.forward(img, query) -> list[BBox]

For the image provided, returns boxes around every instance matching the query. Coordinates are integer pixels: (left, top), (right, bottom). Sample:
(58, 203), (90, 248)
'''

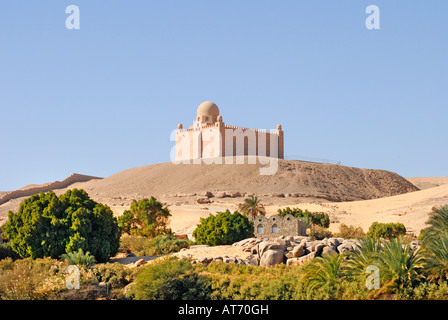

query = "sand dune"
(406, 177), (448, 190)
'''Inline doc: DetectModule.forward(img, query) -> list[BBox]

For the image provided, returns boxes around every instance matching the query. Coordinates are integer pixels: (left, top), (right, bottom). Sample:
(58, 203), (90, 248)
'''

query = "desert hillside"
(406, 177), (448, 190)
(0, 157), (428, 234)
(62, 156), (418, 201)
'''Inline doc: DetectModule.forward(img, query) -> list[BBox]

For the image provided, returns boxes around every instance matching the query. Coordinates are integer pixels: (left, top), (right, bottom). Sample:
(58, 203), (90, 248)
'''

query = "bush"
(61, 249), (96, 267)
(93, 263), (133, 289)
(334, 224), (366, 239)
(0, 257), (67, 300)
(132, 257), (211, 300)
(118, 197), (171, 238)
(4, 189), (121, 262)
(309, 225), (333, 240)
(367, 222), (406, 240)
(119, 234), (191, 256)
(192, 210), (254, 246)
(277, 207), (330, 228)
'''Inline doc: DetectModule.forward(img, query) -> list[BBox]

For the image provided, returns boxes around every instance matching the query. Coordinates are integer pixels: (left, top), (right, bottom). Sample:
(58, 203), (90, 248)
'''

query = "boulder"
(197, 197), (212, 204)
(257, 240), (286, 259)
(260, 249), (285, 267)
(285, 244), (306, 259)
(298, 251), (317, 264)
(322, 246), (337, 257)
(314, 243), (326, 256)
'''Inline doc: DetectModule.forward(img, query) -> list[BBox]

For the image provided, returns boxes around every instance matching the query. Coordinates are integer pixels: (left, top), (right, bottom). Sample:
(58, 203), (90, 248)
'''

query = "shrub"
(309, 225), (333, 240)
(334, 224), (366, 239)
(118, 197), (171, 238)
(192, 210), (254, 246)
(4, 189), (121, 262)
(132, 256), (211, 300)
(277, 207), (330, 228)
(93, 263), (133, 289)
(367, 222), (406, 240)
(61, 248), (96, 267)
(0, 257), (67, 300)
(119, 234), (191, 256)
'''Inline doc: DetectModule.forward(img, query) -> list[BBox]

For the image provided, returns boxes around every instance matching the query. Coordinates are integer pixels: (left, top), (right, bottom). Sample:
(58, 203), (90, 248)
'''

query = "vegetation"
(61, 248), (96, 267)
(4, 196), (448, 301)
(277, 207), (330, 228)
(118, 197), (171, 238)
(334, 223), (366, 239)
(131, 256), (211, 300)
(309, 225), (333, 240)
(119, 234), (191, 256)
(193, 210), (254, 246)
(239, 195), (266, 218)
(4, 189), (121, 262)
(367, 222), (407, 240)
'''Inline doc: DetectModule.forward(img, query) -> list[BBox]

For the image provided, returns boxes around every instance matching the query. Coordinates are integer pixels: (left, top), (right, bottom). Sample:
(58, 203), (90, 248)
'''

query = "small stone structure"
(249, 214), (306, 239)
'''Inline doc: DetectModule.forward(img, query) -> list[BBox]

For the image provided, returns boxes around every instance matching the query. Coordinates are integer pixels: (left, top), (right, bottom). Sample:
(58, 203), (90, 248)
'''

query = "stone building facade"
(174, 101), (284, 162)
(249, 214), (307, 239)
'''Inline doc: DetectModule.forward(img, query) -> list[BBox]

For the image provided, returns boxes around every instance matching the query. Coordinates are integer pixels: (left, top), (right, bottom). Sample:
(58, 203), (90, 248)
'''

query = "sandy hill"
(406, 177), (448, 190)
(64, 156), (418, 202)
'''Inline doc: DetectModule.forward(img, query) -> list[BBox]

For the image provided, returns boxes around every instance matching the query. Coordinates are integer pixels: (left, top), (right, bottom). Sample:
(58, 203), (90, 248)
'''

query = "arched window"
(257, 224), (264, 234)
(272, 224), (278, 233)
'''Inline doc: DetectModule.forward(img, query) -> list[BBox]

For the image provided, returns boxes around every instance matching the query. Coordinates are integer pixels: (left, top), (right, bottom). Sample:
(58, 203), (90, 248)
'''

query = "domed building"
(174, 101), (284, 162)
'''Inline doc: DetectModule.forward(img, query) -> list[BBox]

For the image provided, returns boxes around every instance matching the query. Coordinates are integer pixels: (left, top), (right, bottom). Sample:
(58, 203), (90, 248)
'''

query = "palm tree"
(346, 237), (382, 276)
(421, 205), (448, 246)
(240, 195), (266, 218)
(373, 237), (425, 293)
(301, 253), (347, 295)
(423, 233), (448, 283)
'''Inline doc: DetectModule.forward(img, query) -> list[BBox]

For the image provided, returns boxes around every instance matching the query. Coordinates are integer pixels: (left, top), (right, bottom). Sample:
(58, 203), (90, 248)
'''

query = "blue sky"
(0, 1), (447, 191)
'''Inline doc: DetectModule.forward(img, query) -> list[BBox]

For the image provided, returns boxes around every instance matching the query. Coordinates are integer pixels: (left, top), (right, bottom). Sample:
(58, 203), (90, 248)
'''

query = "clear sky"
(0, 1), (447, 191)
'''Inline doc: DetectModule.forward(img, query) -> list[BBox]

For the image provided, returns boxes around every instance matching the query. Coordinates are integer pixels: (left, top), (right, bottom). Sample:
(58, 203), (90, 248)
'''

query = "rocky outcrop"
(0, 173), (102, 206)
(176, 236), (422, 268)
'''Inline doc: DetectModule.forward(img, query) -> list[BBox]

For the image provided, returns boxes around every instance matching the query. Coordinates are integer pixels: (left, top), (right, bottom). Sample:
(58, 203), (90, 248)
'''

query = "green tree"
(193, 210), (254, 246)
(420, 206), (448, 283)
(240, 195), (266, 218)
(420, 205), (448, 246)
(277, 207), (330, 228)
(117, 197), (171, 238)
(423, 234), (448, 283)
(301, 253), (347, 295)
(373, 237), (425, 293)
(346, 237), (382, 276)
(367, 222), (406, 240)
(5, 189), (121, 262)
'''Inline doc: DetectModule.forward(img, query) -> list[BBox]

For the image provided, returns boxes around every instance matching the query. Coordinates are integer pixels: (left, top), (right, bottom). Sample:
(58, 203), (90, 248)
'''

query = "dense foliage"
(119, 234), (191, 256)
(4, 189), (121, 262)
(131, 256), (211, 300)
(118, 197), (171, 238)
(193, 210), (254, 246)
(367, 222), (407, 240)
(277, 207), (330, 228)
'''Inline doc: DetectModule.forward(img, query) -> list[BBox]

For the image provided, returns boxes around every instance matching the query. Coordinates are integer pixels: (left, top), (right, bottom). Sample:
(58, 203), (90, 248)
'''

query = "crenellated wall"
(175, 121), (284, 161)
(0, 173), (102, 206)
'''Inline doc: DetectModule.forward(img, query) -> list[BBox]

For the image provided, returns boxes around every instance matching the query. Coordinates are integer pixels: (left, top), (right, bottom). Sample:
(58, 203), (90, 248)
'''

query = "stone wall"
(249, 214), (307, 239)
(0, 173), (102, 206)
